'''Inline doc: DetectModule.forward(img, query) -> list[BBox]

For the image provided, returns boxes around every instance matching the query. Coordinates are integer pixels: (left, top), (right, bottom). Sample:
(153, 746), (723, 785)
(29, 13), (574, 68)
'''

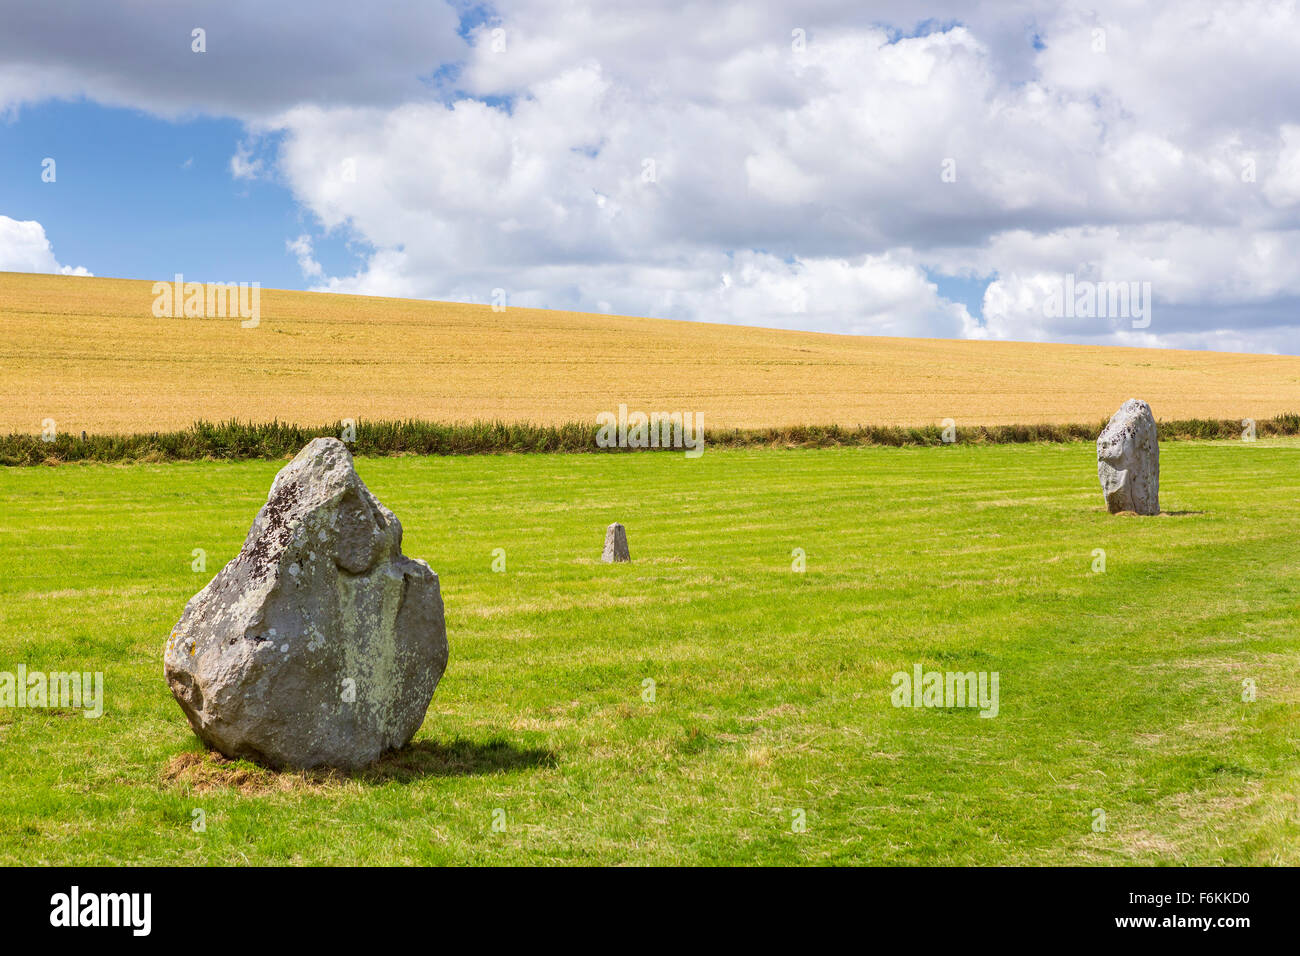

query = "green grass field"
(2, 441), (1299, 865)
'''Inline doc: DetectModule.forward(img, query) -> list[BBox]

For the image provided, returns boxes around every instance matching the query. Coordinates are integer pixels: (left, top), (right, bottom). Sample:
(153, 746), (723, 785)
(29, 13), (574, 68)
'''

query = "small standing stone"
(1097, 398), (1160, 515)
(602, 523), (630, 562)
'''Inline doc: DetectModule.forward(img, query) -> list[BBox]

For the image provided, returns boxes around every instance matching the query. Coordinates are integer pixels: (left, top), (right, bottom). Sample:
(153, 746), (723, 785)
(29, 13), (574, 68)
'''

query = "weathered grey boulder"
(165, 438), (448, 770)
(1097, 399), (1160, 515)
(602, 523), (630, 562)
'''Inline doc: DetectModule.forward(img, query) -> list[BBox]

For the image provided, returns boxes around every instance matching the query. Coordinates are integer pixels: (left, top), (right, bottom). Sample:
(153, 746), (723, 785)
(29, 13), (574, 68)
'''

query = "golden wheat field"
(2, 271), (1299, 433)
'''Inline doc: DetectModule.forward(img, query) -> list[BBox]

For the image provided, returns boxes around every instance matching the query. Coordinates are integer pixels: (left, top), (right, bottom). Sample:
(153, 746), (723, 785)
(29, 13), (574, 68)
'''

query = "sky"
(2, 0), (1300, 353)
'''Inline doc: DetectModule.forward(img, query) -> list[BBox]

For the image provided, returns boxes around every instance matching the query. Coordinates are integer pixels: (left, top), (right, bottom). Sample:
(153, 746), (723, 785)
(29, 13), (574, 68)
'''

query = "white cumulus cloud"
(0, 216), (91, 276)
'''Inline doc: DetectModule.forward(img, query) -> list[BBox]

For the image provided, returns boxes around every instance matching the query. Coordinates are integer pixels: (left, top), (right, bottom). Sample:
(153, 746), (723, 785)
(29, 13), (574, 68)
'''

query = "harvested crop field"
(4, 271), (1299, 434)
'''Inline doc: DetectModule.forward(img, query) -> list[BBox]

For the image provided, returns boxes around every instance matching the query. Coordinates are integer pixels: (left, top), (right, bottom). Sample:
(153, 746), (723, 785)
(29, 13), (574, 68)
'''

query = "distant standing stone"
(602, 522), (630, 562)
(165, 437), (448, 770)
(1097, 399), (1160, 515)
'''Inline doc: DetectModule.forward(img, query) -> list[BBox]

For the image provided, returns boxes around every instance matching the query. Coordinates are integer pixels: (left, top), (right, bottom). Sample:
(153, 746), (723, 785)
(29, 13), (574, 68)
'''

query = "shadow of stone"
(161, 738), (556, 794)
(361, 738), (558, 782)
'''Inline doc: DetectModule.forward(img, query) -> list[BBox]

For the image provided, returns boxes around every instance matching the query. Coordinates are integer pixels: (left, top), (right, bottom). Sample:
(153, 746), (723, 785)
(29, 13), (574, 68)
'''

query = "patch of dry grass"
(161, 751), (345, 795)
(161, 738), (559, 795)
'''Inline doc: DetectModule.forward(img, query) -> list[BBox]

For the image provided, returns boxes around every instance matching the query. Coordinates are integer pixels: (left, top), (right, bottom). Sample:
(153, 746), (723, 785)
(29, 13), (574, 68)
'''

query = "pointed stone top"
(279, 436), (354, 483)
(265, 437), (360, 514)
(296, 435), (352, 460)
(236, 437), (394, 587)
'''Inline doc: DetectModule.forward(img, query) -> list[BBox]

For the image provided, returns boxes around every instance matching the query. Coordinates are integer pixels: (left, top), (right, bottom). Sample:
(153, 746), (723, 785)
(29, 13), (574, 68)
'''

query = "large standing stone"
(164, 438), (448, 770)
(602, 522), (630, 562)
(1097, 399), (1160, 515)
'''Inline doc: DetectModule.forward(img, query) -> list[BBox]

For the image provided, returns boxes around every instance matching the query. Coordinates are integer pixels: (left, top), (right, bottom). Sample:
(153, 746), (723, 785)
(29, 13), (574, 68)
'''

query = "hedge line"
(3, 414), (1297, 466)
